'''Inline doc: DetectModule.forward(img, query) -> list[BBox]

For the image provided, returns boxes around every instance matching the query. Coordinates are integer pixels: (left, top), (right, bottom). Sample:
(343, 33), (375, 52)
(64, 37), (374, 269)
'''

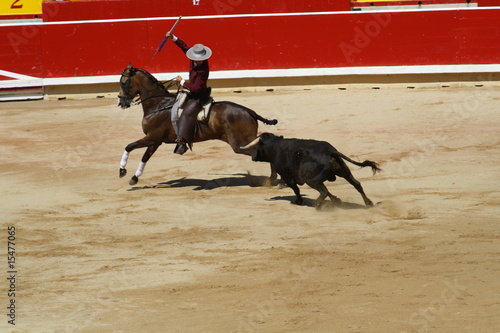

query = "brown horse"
(117, 64), (278, 185)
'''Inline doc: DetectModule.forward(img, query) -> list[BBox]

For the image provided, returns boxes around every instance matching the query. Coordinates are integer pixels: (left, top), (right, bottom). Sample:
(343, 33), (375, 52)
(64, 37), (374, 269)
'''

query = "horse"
(117, 64), (278, 186)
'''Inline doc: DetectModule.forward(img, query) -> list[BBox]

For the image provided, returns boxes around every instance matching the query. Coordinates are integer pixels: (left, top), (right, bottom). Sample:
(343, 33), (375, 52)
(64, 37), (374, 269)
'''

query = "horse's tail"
(220, 101), (278, 125)
(335, 151), (381, 175)
(250, 110), (278, 125)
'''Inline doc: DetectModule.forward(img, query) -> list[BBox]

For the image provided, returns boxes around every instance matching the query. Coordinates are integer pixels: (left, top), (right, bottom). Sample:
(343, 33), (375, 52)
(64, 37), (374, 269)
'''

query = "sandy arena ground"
(1, 85), (499, 333)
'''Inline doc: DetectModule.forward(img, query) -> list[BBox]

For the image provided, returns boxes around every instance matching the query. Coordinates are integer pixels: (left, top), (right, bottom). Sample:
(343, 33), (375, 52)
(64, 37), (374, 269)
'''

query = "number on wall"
(11, 0), (23, 9)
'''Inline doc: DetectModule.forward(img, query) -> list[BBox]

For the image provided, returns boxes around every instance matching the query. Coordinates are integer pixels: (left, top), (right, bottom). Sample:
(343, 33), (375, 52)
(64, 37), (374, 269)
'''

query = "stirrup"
(175, 136), (187, 144)
(174, 142), (187, 155)
(174, 136), (190, 155)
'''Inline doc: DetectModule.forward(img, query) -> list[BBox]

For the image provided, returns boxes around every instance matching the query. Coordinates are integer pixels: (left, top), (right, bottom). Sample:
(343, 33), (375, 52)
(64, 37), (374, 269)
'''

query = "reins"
(144, 104), (174, 118)
(119, 67), (182, 117)
(126, 77), (180, 106)
(143, 78), (183, 117)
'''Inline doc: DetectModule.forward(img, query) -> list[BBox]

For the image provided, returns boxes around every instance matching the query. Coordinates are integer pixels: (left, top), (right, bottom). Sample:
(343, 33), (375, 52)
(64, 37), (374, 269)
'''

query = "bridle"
(118, 67), (180, 106)
(118, 68), (139, 105)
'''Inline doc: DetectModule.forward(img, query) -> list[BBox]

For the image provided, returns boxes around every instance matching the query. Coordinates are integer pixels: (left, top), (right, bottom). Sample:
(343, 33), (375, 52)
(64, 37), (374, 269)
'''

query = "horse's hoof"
(120, 168), (127, 178)
(129, 175), (139, 186)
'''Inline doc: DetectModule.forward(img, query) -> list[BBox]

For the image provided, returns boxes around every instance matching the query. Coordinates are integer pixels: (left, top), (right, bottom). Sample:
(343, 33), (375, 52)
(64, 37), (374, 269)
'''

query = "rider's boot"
(174, 136), (188, 155)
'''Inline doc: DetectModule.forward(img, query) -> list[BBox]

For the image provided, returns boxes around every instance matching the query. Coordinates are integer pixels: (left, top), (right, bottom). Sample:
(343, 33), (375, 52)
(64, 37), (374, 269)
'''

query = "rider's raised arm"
(169, 34), (190, 54)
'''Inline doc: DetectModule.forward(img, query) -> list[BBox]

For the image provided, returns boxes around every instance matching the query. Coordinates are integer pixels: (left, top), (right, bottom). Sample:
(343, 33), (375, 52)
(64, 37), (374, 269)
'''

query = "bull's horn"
(240, 137), (261, 150)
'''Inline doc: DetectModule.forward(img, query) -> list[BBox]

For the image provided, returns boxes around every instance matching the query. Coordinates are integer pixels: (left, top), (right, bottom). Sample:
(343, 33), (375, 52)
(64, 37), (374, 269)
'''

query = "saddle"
(196, 96), (213, 122)
(176, 87), (213, 122)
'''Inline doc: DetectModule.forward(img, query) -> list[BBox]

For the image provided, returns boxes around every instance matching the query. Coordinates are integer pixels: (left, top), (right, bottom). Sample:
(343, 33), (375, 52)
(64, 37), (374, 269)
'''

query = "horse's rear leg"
(263, 163), (278, 187)
(129, 144), (161, 185)
(229, 140), (277, 187)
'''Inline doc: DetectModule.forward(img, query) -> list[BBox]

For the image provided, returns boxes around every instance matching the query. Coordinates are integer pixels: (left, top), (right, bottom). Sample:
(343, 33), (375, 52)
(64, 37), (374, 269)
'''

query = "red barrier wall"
(41, 0), (350, 22)
(1, 7), (499, 81)
(351, 0), (498, 8)
(0, 25), (43, 77)
(38, 0), (499, 22)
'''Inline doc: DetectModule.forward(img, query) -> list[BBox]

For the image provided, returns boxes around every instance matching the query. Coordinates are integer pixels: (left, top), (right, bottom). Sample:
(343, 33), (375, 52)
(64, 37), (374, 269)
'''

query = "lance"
(152, 16), (182, 59)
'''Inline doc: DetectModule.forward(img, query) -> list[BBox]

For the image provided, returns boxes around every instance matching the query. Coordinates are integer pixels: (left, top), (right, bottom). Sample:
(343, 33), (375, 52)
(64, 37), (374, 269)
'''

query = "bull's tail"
(336, 152), (381, 175)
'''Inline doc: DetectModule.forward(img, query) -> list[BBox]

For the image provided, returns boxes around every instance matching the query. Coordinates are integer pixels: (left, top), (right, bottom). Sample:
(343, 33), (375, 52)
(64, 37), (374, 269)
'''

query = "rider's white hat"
(186, 44), (212, 61)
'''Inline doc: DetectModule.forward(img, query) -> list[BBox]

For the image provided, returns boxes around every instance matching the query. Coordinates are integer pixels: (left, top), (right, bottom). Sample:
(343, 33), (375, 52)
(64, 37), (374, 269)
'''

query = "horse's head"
(117, 64), (139, 109)
(118, 64), (175, 109)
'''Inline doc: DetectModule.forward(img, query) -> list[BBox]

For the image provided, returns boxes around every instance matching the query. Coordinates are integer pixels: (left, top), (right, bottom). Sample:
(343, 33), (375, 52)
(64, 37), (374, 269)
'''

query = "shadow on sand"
(128, 174), (368, 211)
(128, 173), (269, 191)
(267, 195), (368, 210)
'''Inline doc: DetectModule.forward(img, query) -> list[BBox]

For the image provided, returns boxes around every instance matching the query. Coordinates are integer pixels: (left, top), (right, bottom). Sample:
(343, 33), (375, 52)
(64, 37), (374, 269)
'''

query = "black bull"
(241, 133), (381, 208)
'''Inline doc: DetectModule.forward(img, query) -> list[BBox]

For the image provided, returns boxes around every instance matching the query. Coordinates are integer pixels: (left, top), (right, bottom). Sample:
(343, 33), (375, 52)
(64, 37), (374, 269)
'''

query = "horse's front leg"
(129, 144), (161, 185)
(119, 150), (130, 178)
(119, 138), (156, 180)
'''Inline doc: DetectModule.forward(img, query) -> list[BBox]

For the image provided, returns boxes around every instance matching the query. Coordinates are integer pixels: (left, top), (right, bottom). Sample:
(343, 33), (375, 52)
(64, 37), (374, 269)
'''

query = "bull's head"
(240, 133), (283, 162)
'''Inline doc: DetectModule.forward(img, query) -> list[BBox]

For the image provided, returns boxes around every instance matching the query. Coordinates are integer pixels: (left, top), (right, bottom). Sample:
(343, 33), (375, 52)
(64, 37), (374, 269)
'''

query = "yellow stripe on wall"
(1, 0), (42, 16)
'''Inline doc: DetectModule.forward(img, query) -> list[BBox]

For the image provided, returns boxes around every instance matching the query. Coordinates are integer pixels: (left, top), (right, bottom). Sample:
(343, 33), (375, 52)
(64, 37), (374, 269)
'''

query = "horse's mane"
(133, 67), (174, 94)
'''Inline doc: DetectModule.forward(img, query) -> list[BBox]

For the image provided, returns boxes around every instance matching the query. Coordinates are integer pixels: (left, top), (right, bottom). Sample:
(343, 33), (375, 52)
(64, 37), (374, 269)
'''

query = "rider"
(166, 32), (212, 155)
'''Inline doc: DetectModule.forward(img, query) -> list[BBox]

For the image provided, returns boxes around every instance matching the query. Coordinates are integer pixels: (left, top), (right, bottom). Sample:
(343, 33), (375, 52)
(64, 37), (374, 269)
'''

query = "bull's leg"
(327, 193), (342, 205)
(343, 172), (373, 207)
(282, 176), (303, 205)
(290, 183), (303, 205)
(129, 144), (161, 186)
(307, 182), (341, 209)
